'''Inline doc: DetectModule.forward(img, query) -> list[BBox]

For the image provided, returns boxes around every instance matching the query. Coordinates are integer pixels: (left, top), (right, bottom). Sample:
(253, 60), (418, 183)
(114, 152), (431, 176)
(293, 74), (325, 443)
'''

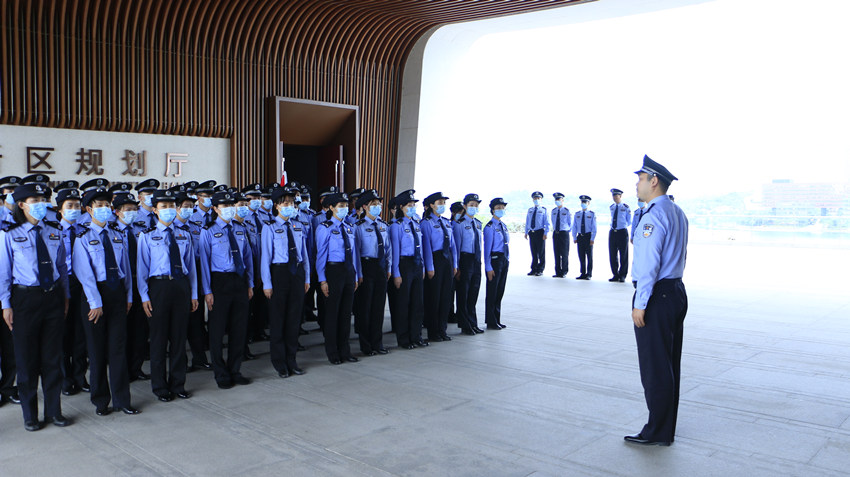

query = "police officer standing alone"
(550, 193), (571, 278)
(483, 198), (510, 330)
(572, 195), (596, 280)
(524, 191), (548, 276)
(625, 155), (689, 447)
(609, 188), (632, 283)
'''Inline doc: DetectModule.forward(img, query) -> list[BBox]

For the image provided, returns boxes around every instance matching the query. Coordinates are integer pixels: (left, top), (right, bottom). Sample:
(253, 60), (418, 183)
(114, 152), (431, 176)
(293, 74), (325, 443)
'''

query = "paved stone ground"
(1, 237), (848, 476)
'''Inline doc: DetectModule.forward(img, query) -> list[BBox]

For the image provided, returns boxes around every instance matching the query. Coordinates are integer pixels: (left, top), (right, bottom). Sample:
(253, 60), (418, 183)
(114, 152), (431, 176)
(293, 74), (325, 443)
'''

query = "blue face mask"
(178, 207), (193, 220)
(143, 195), (153, 208)
(454, 213), (463, 221)
(638, 201), (645, 208)
(369, 205), (382, 217)
(201, 197), (212, 208)
(555, 200), (563, 207)
(581, 203), (588, 210)
(92, 206), (112, 223)
(533, 199), (540, 206)
(26, 202), (48, 221)
(494, 209), (505, 218)
(158, 208), (177, 224)
(236, 206), (251, 218)
(299, 201), (310, 211)
(466, 206), (478, 216)
(218, 206), (236, 221)
(405, 206), (416, 217)
(249, 199), (261, 211)
(335, 207), (348, 219)
(5, 194), (14, 205)
(63, 209), (81, 222)
(435, 204), (446, 215)
(280, 206), (296, 218)
(121, 210), (138, 224)
(263, 199), (273, 210)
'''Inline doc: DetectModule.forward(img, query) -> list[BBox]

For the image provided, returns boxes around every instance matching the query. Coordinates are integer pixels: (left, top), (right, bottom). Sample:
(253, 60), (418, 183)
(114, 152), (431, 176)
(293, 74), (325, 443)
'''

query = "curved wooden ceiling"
(1, 0), (585, 194)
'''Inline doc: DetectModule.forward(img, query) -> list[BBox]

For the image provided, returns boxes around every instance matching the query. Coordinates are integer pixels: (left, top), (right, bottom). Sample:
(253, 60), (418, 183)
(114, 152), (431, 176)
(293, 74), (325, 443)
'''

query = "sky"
(413, 0), (850, 207)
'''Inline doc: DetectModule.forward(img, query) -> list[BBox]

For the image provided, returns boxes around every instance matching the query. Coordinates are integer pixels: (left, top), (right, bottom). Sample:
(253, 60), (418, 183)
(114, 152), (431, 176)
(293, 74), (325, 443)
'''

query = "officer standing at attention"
(572, 195), (597, 280)
(0, 177), (23, 408)
(137, 189), (198, 402)
(135, 179), (162, 228)
(74, 178), (110, 226)
(353, 190), (391, 355)
(421, 191), (457, 343)
(312, 186), (338, 331)
(316, 192), (361, 364)
(625, 155), (689, 447)
(609, 188), (632, 283)
(73, 187), (139, 416)
(453, 193), (484, 335)
(261, 186), (310, 377)
(0, 183), (71, 431)
(550, 192), (571, 278)
(483, 198), (510, 330)
(631, 199), (647, 244)
(190, 180), (217, 227)
(524, 191), (549, 276)
(200, 191), (254, 389)
(389, 190), (427, 348)
(0, 176), (22, 228)
(243, 184), (270, 346)
(297, 185), (316, 325)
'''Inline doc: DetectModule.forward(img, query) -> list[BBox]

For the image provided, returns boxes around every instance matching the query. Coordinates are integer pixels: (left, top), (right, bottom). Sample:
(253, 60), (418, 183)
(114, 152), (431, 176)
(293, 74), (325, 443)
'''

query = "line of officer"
(421, 191), (458, 343)
(483, 198), (510, 330)
(551, 192), (571, 278)
(72, 187), (140, 416)
(572, 195), (597, 280)
(261, 186), (310, 378)
(609, 188), (632, 283)
(0, 182), (71, 431)
(390, 190), (428, 349)
(626, 155), (689, 447)
(453, 193), (484, 335)
(199, 191), (254, 389)
(524, 191), (549, 276)
(353, 189), (392, 355)
(137, 189), (198, 402)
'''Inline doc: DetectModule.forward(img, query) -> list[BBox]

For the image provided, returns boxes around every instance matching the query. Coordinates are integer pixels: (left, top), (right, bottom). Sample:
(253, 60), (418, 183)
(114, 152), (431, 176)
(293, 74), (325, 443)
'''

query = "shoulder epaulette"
(485, 221), (493, 227)
(108, 222), (122, 232)
(320, 220), (333, 228)
(457, 216), (467, 223)
(142, 226), (157, 234)
(3, 222), (23, 232)
(355, 218), (366, 226)
(263, 219), (274, 226)
(202, 222), (215, 230)
(624, 203), (630, 208)
(75, 229), (88, 238)
(43, 220), (61, 230)
(376, 217), (387, 225)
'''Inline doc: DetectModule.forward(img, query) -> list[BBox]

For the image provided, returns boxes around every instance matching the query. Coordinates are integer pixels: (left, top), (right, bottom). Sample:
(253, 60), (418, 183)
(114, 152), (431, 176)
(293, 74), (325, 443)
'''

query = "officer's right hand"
(574, 240), (578, 244)
(205, 294), (214, 311)
(2, 308), (12, 331)
(142, 301), (153, 318)
(191, 299), (199, 312)
(320, 281), (329, 297)
(88, 307), (103, 323)
(630, 239), (633, 244)
(524, 233), (528, 240)
(264, 288), (273, 299)
(426, 270), (435, 279)
(486, 270), (495, 281)
(393, 276), (402, 289)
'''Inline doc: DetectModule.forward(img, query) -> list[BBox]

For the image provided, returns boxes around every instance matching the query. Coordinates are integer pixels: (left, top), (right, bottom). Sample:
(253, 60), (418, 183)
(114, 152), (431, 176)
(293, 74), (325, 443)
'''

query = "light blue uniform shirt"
(315, 216), (360, 282)
(175, 216), (202, 259)
(0, 220), (70, 309)
(61, 218), (80, 275)
(631, 195), (688, 310)
(260, 215), (310, 290)
(199, 217), (254, 295)
(297, 209), (314, 258)
(525, 206), (549, 234)
(420, 214), (458, 271)
(239, 216), (262, 268)
(452, 215), (482, 258)
(389, 216), (423, 278)
(631, 206), (647, 241)
(354, 216), (391, 274)
(610, 202), (632, 230)
(136, 221), (197, 302)
(189, 207), (214, 229)
(551, 207), (572, 232)
(72, 222), (133, 308)
(136, 207), (158, 228)
(483, 217), (510, 272)
(572, 210), (597, 240)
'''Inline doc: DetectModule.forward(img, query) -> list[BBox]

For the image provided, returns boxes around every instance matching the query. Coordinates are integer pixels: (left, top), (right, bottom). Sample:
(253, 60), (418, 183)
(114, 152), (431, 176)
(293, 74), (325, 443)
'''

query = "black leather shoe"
(217, 381), (234, 389)
(527, 271), (536, 276)
(414, 340), (429, 347)
(45, 415), (72, 427)
(157, 394), (174, 402)
(95, 406), (111, 416)
(120, 406), (141, 415)
(403, 344), (415, 350)
(576, 275), (586, 280)
(233, 376), (251, 386)
(329, 359), (343, 365)
(176, 391), (191, 399)
(440, 334), (452, 341)
(535, 272), (543, 276)
(609, 277), (619, 282)
(278, 367), (290, 378)
(290, 366), (305, 375)
(472, 327), (484, 334)
(80, 382), (91, 393)
(297, 344), (306, 351)
(618, 278), (626, 282)
(498, 323), (507, 329)
(366, 351), (378, 356)
(429, 335), (444, 343)
(258, 331), (270, 341)
(24, 420), (42, 432)
(193, 362), (212, 370)
(62, 384), (80, 396)
(624, 434), (671, 446)
(344, 356), (359, 363)
(461, 329), (476, 336)
(486, 325), (501, 330)
(243, 351), (257, 361)
(377, 348), (389, 355)
(4, 392), (21, 404)
(131, 371), (151, 381)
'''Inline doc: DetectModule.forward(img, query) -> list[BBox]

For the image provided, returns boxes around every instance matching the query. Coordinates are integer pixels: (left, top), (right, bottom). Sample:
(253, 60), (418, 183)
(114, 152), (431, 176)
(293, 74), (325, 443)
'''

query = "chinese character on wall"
(75, 148), (104, 175)
(165, 152), (188, 178)
(122, 149), (147, 176)
(27, 146), (56, 174)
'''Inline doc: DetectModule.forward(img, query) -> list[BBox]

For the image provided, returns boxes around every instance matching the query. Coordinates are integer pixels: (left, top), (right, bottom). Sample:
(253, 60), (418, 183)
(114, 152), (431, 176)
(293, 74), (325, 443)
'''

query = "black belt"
(327, 261), (345, 265)
(271, 262), (301, 268)
(633, 277), (682, 289)
(149, 275), (184, 281)
(13, 283), (59, 292)
(211, 271), (241, 277)
(611, 227), (627, 232)
(360, 257), (381, 262)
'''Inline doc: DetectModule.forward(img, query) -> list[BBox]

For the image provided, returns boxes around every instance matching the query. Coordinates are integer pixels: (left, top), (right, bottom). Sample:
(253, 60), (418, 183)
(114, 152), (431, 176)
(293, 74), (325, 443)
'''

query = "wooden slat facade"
(1, 0), (583, 195)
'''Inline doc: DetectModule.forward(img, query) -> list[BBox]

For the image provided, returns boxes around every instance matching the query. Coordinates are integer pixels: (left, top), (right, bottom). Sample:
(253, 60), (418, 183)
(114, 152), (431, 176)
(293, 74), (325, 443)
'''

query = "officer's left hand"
(304, 283), (310, 293)
(248, 288), (254, 300)
(543, 234), (548, 240)
(590, 240), (594, 246)
(486, 270), (495, 281)
(632, 308), (646, 328)
(453, 268), (459, 278)
(205, 294), (214, 311)
(88, 307), (103, 323)
(127, 302), (132, 313)
(264, 289), (273, 299)
(191, 299), (199, 312)
(426, 270), (435, 279)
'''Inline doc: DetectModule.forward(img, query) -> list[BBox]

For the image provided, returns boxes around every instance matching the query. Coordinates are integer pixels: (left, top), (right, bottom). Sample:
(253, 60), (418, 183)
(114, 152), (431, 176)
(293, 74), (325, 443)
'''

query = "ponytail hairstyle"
(12, 202), (28, 225)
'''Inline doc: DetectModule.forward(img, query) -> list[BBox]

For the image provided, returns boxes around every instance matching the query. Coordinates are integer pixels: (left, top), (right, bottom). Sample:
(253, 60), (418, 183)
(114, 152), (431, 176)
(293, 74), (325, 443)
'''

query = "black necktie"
(499, 221), (510, 260)
(472, 220), (481, 263)
(101, 229), (120, 290)
(205, 211), (213, 227)
(165, 228), (183, 278)
(126, 225), (137, 274)
(34, 225), (54, 290)
(438, 218), (451, 262)
(226, 224), (245, 277)
(612, 205), (619, 230)
(285, 221), (298, 274)
(148, 212), (157, 228)
(254, 214), (262, 234)
(69, 225), (77, 253)
(340, 223), (354, 276)
(531, 207), (538, 231)
(411, 221), (422, 267)
(373, 220), (385, 263)
(555, 209), (561, 232)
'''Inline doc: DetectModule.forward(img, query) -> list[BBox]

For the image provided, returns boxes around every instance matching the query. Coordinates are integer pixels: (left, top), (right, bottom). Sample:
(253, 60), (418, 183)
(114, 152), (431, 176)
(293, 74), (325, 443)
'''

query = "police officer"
(312, 186), (339, 332)
(609, 188), (632, 283)
(0, 177), (23, 406)
(200, 191), (254, 389)
(551, 192), (571, 278)
(233, 191), (261, 360)
(134, 178), (161, 228)
(298, 185), (317, 325)
(447, 201), (465, 325)
(137, 189), (198, 402)
(191, 180), (217, 227)
(55, 185), (90, 396)
(260, 183), (279, 223)
(453, 193), (484, 335)
(390, 190), (428, 349)
(353, 190), (391, 355)
(484, 198), (510, 330)
(631, 199), (647, 244)
(112, 192), (151, 381)
(243, 184), (270, 345)
(75, 178), (111, 226)
(0, 183), (71, 431)
(572, 195), (597, 280)
(524, 191), (549, 276)
(0, 176), (22, 228)
(346, 188), (366, 226)
(261, 186), (310, 377)
(73, 187), (140, 416)
(625, 155), (689, 447)
(316, 192), (360, 364)
(421, 191), (457, 343)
